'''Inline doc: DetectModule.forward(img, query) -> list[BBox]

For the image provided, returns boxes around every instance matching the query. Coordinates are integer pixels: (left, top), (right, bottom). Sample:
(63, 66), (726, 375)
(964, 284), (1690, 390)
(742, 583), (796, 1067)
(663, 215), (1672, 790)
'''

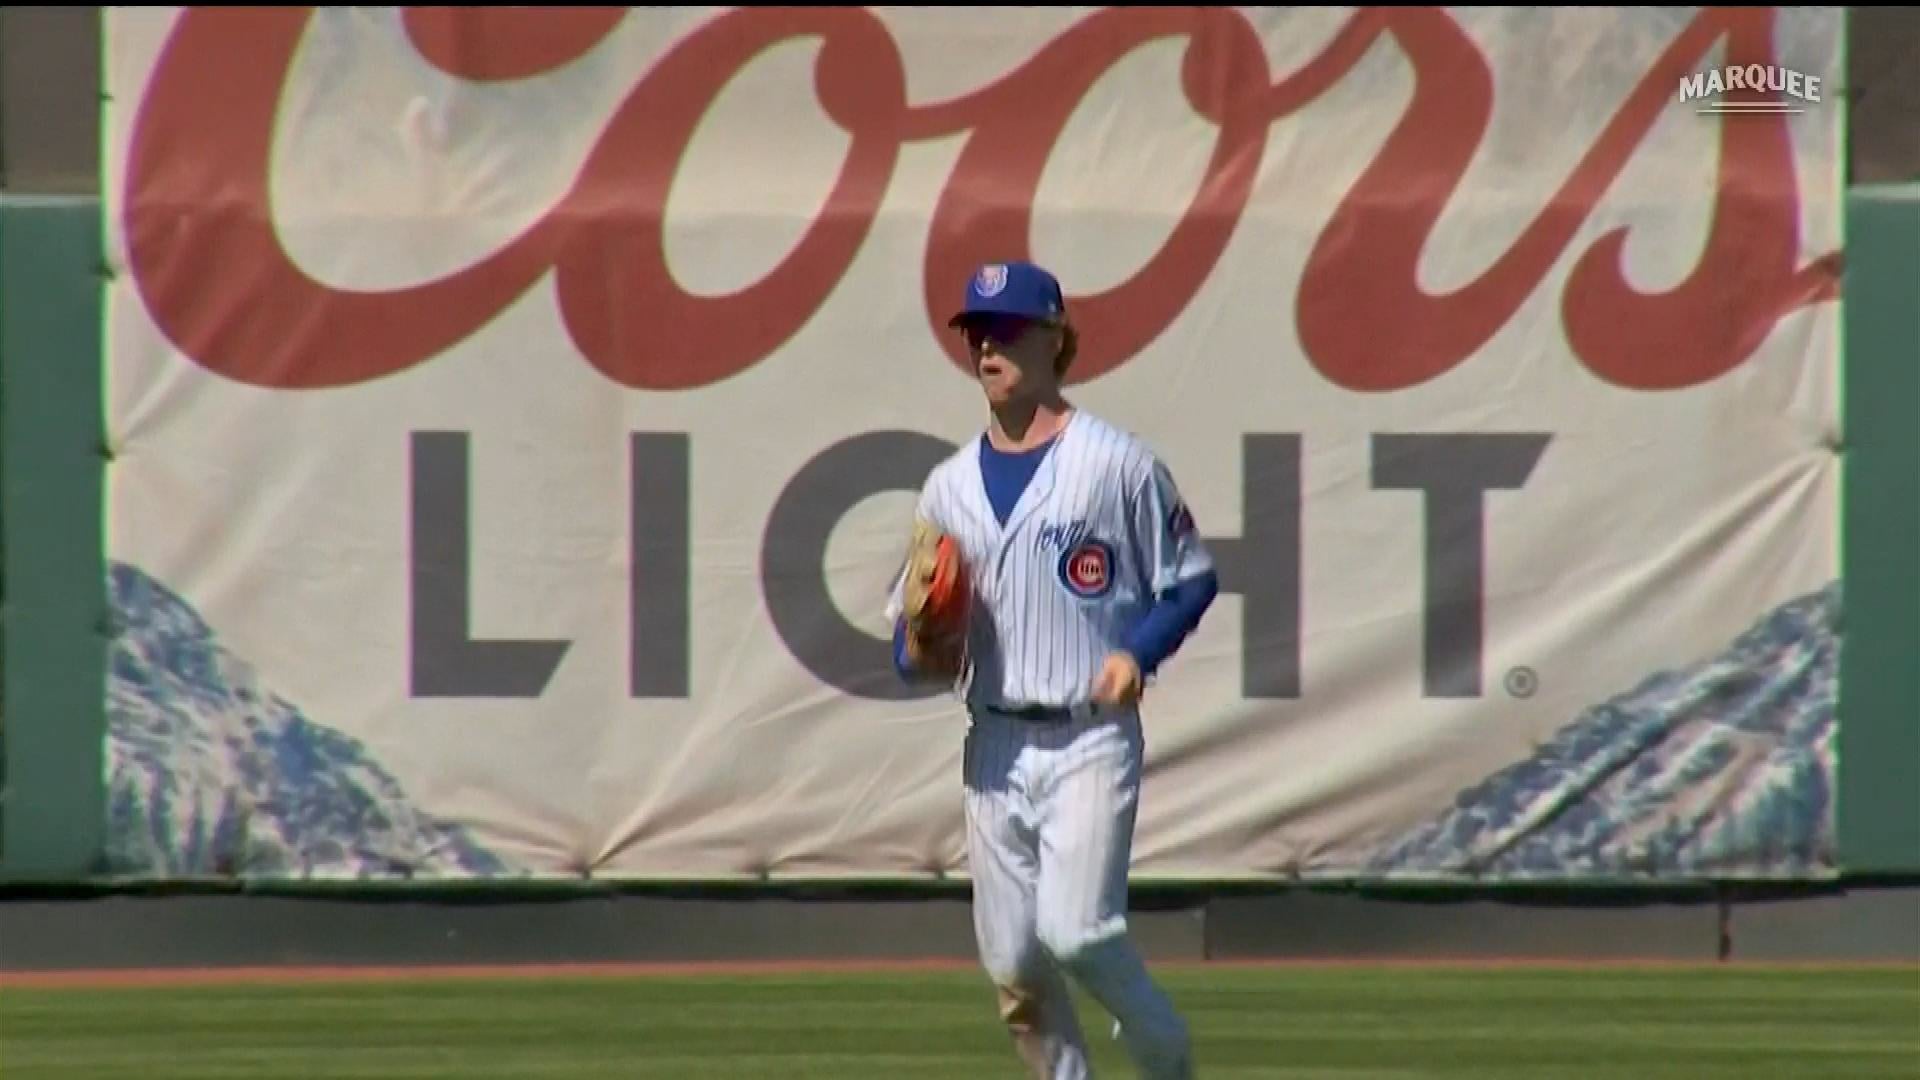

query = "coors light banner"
(102, 7), (1842, 883)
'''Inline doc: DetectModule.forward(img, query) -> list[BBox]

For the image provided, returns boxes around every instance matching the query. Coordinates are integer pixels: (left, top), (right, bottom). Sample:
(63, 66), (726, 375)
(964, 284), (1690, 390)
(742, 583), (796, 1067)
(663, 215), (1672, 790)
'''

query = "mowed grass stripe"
(2, 967), (1914, 1079)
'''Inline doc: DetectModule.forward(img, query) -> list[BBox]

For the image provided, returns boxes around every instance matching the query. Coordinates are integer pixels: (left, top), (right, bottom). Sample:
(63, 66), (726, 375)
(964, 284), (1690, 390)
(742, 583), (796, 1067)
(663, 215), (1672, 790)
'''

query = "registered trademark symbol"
(1505, 666), (1538, 699)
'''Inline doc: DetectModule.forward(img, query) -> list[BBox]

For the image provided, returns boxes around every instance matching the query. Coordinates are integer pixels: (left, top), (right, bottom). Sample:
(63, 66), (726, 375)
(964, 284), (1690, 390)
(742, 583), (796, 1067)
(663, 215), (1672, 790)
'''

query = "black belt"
(986, 703), (1102, 724)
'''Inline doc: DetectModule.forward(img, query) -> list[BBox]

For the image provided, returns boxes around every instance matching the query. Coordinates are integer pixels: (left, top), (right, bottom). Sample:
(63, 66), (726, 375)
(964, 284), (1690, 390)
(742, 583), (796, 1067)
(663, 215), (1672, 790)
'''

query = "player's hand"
(1090, 652), (1144, 707)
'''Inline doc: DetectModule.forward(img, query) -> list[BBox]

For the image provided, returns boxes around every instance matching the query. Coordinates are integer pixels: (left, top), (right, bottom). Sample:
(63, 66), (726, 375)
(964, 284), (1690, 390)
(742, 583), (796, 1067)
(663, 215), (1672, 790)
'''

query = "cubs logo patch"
(974, 264), (1008, 298)
(1056, 539), (1116, 599)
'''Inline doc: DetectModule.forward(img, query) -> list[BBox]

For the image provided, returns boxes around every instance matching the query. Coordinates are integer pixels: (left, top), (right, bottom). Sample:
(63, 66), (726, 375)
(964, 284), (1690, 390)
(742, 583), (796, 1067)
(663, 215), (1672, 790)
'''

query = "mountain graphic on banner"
(1364, 582), (1840, 880)
(104, 561), (518, 880)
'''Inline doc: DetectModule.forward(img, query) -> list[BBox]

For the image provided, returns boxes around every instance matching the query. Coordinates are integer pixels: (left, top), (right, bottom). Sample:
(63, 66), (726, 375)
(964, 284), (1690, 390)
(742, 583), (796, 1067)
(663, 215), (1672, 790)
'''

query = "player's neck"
(988, 394), (1073, 452)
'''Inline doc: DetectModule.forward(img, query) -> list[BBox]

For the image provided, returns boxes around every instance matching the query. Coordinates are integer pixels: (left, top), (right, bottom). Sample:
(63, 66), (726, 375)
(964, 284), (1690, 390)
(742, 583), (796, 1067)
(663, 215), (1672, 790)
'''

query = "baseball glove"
(901, 517), (969, 676)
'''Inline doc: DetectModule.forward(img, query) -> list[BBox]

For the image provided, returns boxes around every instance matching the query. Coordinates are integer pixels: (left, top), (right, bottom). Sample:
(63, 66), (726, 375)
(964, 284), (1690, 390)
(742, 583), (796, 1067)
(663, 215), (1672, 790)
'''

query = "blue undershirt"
(893, 435), (1218, 683)
(978, 434), (1054, 526)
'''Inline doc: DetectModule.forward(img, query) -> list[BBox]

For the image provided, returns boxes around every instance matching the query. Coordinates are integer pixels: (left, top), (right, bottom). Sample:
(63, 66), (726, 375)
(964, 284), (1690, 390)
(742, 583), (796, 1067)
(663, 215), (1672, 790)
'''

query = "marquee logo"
(1679, 64), (1823, 115)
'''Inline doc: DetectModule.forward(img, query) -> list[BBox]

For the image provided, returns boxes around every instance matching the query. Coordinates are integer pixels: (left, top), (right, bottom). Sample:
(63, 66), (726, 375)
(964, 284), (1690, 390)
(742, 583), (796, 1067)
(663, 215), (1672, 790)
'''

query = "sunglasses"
(959, 315), (1045, 351)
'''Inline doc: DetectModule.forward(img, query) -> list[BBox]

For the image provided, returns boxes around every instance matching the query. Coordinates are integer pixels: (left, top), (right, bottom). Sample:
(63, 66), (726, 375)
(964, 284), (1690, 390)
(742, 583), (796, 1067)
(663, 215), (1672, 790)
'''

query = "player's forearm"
(1122, 569), (1219, 676)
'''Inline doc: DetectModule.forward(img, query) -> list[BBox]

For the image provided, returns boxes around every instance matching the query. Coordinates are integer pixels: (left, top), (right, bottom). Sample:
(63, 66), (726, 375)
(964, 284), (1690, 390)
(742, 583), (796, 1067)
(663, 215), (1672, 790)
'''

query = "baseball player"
(887, 260), (1219, 1079)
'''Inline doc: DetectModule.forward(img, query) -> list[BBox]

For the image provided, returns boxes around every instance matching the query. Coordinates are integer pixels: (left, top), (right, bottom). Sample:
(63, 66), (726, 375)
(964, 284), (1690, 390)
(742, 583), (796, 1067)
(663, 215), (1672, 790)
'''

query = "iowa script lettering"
(123, 7), (1838, 393)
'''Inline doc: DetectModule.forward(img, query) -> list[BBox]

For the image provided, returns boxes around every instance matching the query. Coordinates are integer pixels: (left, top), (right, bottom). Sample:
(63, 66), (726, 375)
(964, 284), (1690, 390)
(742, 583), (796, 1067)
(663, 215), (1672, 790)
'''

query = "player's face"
(962, 316), (1060, 405)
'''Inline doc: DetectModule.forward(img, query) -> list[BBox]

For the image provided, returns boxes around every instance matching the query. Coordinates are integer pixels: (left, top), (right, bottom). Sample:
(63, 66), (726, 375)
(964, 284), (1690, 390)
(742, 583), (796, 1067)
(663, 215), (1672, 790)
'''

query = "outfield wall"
(2, 10), (1916, 909)
(3, 885), (1919, 970)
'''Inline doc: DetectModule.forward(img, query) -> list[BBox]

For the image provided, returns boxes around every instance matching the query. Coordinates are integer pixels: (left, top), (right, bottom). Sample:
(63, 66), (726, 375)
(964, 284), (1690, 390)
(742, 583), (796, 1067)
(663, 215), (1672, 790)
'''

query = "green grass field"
(3, 965), (1915, 1079)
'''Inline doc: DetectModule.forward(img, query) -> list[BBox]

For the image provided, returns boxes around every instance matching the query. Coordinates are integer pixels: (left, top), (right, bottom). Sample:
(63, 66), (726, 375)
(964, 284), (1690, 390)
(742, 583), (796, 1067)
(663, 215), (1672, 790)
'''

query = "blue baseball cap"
(948, 261), (1067, 327)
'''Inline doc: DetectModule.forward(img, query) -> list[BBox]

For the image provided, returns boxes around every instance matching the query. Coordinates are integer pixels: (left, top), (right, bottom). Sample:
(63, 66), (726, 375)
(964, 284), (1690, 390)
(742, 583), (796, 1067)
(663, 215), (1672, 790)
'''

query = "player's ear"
(1053, 322), (1078, 379)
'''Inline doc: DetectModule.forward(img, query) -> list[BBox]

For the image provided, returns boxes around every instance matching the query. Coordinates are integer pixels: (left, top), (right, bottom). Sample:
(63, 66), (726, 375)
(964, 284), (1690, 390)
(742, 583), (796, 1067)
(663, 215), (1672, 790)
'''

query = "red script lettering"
(122, 7), (1839, 393)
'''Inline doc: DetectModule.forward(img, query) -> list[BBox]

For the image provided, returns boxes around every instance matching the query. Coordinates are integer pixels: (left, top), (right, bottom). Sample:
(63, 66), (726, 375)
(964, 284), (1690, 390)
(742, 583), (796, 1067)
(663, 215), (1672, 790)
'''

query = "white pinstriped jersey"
(888, 410), (1214, 710)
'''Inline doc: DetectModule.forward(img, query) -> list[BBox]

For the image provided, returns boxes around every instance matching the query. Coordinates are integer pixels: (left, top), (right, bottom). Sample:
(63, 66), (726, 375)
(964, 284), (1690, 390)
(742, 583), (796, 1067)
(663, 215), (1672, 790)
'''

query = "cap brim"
(947, 309), (1062, 329)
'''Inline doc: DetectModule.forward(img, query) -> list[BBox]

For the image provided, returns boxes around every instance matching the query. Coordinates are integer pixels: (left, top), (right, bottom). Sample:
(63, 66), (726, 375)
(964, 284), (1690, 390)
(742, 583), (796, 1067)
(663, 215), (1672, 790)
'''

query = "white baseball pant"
(962, 706), (1193, 1079)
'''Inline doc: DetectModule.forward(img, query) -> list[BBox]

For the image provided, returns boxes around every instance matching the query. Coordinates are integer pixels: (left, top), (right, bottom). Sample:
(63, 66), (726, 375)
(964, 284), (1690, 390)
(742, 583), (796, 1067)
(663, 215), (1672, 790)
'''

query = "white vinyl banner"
(103, 7), (1844, 883)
